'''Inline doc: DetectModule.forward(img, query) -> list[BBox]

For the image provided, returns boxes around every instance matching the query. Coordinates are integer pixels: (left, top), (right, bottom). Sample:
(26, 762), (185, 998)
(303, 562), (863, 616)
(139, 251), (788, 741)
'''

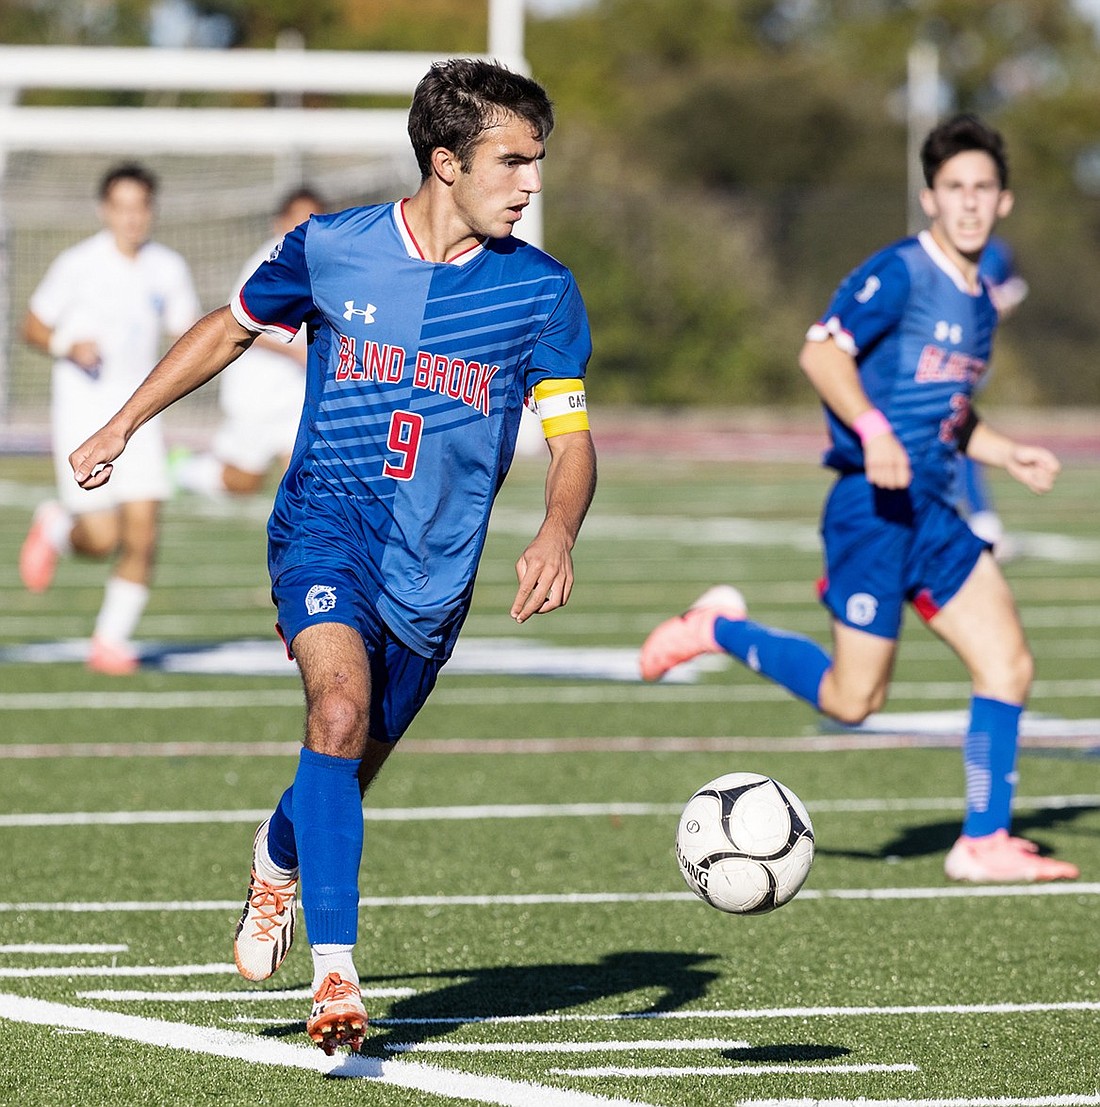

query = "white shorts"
(213, 348), (304, 473)
(51, 368), (170, 515)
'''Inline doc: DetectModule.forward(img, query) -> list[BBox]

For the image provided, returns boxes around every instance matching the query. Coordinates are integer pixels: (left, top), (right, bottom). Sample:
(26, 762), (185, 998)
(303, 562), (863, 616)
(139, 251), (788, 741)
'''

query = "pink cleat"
(944, 829), (1079, 883)
(640, 585), (747, 682)
(19, 502), (66, 593)
(307, 972), (367, 1055)
(87, 636), (139, 676)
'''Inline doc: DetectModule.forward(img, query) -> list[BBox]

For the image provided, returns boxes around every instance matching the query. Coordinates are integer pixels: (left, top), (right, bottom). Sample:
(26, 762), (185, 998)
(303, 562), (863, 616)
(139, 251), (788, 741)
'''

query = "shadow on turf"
(260, 951), (727, 1055)
(818, 805), (1095, 862)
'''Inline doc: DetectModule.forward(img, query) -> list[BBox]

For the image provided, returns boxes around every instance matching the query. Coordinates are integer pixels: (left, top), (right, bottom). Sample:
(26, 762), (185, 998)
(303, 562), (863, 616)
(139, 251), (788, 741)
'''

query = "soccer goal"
(0, 0), (531, 447)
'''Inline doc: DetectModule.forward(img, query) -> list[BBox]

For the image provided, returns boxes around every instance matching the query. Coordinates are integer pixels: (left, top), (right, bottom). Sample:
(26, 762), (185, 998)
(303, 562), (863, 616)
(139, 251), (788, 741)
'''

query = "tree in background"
(4, 0), (1100, 404)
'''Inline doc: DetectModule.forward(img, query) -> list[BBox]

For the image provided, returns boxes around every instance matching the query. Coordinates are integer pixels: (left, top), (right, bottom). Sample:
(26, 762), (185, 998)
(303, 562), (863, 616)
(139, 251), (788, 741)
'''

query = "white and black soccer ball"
(676, 772), (814, 915)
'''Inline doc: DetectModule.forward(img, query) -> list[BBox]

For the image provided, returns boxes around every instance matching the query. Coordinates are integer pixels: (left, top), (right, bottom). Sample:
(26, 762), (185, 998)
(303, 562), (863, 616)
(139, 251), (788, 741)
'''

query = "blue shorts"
(819, 473), (989, 640)
(272, 564), (442, 744)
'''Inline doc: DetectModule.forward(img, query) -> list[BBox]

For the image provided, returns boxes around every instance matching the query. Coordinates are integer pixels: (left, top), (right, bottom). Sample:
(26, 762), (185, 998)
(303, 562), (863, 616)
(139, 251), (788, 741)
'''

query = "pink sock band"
(852, 408), (891, 443)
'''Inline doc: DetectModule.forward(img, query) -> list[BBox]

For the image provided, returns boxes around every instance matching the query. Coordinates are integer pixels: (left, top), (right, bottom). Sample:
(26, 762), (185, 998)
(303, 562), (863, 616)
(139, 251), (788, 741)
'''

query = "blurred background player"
(172, 187), (327, 497)
(641, 114), (1077, 885)
(958, 234), (1030, 559)
(19, 162), (201, 675)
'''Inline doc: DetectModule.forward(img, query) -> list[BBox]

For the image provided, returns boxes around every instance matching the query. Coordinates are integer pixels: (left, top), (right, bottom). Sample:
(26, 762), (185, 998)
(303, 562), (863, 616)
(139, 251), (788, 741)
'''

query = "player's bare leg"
(931, 552), (1077, 881)
(815, 621), (899, 727)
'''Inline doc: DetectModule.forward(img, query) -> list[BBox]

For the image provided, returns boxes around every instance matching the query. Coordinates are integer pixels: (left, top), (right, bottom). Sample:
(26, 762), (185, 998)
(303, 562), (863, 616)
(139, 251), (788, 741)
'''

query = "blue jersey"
(979, 235), (1015, 286)
(231, 201), (592, 659)
(806, 230), (998, 498)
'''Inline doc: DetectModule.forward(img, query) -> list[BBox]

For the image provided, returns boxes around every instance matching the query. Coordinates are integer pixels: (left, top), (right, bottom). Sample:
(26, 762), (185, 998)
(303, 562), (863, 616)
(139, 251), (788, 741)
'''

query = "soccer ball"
(675, 772), (814, 915)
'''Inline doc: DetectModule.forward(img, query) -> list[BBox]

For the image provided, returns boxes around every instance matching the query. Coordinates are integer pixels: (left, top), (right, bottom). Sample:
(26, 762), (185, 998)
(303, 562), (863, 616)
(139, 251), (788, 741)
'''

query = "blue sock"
(713, 616), (831, 709)
(266, 786), (299, 872)
(292, 748), (363, 947)
(962, 696), (1022, 837)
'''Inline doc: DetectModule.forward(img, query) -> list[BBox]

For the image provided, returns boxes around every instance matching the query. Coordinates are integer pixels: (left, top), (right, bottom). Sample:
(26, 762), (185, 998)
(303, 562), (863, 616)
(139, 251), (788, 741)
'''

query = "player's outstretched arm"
(799, 337), (911, 490)
(511, 428), (597, 624)
(70, 306), (255, 489)
(965, 421), (1060, 494)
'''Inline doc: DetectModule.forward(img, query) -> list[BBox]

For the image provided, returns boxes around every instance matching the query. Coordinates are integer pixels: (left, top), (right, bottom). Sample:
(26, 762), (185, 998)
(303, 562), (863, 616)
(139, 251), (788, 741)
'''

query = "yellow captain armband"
(531, 378), (589, 438)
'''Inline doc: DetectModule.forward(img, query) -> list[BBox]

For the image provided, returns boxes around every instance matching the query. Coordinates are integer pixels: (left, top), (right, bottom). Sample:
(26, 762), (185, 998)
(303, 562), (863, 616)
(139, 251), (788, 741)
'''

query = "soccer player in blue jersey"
(69, 58), (598, 1053)
(641, 114), (1078, 885)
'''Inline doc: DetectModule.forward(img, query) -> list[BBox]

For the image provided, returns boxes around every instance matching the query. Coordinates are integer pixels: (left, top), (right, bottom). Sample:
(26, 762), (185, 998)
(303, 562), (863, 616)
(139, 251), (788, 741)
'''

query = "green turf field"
(0, 443), (1097, 1107)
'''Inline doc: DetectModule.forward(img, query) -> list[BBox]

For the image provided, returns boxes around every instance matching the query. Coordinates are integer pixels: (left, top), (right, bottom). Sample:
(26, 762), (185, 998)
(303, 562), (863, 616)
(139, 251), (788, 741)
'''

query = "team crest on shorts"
(846, 592), (878, 627)
(305, 584), (338, 616)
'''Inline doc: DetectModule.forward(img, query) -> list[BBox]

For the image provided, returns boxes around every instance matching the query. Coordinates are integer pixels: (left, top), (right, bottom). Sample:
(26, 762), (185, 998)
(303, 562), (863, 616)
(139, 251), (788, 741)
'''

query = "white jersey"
(213, 236), (308, 471)
(30, 229), (200, 511)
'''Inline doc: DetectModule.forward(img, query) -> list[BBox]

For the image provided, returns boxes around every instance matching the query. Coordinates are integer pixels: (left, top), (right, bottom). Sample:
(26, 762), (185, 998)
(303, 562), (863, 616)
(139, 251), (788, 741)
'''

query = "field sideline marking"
(551, 1062), (918, 1078)
(79, 986), (413, 1001)
(384, 1039), (752, 1054)
(747, 1098), (1100, 1107)
(2, 728), (1098, 759)
(3, 884), (1100, 915)
(2, 792), (1097, 828)
(231, 1000), (1100, 1027)
(0, 943), (128, 953)
(2, 679), (1100, 710)
(0, 992), (652, 1107)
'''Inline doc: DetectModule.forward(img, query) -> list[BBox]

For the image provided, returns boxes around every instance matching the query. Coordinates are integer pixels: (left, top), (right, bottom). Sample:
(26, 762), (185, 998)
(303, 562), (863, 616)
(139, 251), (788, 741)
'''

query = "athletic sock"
(713, 616), (831, 709)
(292, 748), (363, 948)
(253, 816), (297, 884)
(311, 944), (358, 992)
(962, 695), (1022, 838)
(93, 576), (149, 644)
(266, 786), (299, 873)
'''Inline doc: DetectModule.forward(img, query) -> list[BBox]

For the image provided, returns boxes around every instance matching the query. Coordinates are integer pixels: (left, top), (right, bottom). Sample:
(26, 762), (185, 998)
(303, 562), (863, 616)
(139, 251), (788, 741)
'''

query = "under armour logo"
(343, 301), (377, 324)
(934, 320), (963, 344)
(854, 275), (880, 304)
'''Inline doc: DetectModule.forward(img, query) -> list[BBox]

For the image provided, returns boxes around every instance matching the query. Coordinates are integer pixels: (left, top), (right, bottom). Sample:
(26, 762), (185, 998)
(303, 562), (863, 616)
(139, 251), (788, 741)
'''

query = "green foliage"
(6, 0), (1100, 401)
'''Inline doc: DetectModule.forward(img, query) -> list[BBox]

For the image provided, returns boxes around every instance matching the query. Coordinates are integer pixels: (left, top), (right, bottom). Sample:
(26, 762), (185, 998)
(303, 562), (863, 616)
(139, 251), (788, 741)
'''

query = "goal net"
(1, 146), (417, 448)
(0, 1), (529, 448)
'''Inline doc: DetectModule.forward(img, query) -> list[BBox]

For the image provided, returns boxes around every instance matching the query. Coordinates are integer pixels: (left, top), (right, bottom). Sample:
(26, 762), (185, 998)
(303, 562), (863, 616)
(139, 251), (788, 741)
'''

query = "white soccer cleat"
(639, 585), (747, 682)
(307, 972), (367, 1055)
(233, 821), (298, 981)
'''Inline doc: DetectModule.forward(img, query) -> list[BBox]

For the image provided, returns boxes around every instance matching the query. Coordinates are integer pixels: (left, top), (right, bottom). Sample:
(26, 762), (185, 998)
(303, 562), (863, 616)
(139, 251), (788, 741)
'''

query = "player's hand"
(1005, 444), (1060, 494)
(511, 529), (574, 623)
(69, 427), (126, 490)
(69, 341), (103, 378)
(863, 432), (911, 489)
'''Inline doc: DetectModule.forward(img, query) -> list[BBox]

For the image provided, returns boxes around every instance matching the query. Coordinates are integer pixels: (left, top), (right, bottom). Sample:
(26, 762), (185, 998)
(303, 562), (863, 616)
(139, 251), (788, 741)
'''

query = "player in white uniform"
(172, 188), (326, 497)
(19, 163), (201, 675)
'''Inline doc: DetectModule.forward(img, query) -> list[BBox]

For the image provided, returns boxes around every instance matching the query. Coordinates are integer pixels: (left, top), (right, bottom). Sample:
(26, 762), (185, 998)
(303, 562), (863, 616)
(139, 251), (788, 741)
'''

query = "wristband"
(852, 408), (891, 444)
(47, 328), (73, 359)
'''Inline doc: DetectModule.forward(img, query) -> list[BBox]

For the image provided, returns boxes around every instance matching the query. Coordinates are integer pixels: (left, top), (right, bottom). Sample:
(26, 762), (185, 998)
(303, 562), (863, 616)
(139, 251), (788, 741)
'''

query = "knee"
(306, 689), (368, 757)
(821, 683), (887, 728)
(974, 645), (1034, 703)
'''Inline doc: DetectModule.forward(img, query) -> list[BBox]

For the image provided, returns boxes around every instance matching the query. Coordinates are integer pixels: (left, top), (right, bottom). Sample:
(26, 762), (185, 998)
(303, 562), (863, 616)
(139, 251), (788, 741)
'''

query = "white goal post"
(0, 0), (538, 442)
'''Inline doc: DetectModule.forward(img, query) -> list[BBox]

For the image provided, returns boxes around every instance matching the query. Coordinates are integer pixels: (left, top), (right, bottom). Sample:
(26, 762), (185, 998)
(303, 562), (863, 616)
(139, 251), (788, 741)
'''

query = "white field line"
(384, 1039), (753, 1054)
(2, 678), (1100, 709)
(79, 986), (413, 1001)
(371, 1000), (1100, 1026)
(2, 792), (1097, 828)
(0, 962), (235, 978)
(3, 883), (1100, 916)
(551, 1062), (919, 1078)
(0, 943), (128, 953)
(747, 1098), (1100, 1107)
(0, 992), (651, 1107)
(2, 729), (1098, 760)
